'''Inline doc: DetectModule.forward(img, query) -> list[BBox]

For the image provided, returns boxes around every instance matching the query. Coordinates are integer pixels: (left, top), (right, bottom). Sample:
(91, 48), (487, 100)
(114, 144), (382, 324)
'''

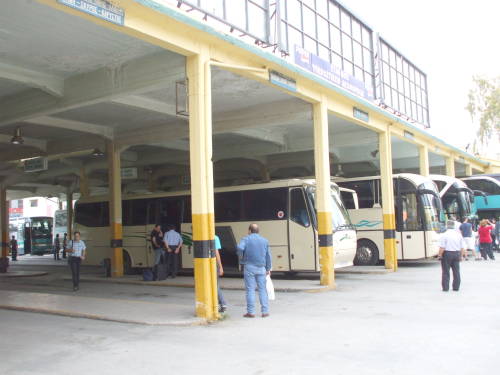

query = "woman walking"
(66, 231), (86, 291)
(478, 219), (495, 261)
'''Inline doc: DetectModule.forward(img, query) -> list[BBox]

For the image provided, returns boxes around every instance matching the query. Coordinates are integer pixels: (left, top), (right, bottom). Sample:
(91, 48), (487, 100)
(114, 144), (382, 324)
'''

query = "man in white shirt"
(164, 224), (183, 278)
(439, 220), (466, 292)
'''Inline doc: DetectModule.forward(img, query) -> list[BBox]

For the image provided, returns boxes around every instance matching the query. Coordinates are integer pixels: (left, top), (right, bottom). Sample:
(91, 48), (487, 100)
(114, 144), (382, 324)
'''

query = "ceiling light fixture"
(11, 127), (24, 145)
(92, 148), (104, 157)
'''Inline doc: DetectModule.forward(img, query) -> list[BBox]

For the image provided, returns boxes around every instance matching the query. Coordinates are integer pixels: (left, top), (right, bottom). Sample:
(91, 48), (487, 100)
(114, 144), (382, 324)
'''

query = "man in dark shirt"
(9, 236), (18, 261)
(150, 224), (164, 280)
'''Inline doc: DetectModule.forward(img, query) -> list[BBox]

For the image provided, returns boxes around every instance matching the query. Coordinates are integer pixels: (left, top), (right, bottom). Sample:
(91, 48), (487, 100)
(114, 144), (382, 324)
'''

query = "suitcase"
(156, 263), (168, 281)
(143, 268), (153, 281)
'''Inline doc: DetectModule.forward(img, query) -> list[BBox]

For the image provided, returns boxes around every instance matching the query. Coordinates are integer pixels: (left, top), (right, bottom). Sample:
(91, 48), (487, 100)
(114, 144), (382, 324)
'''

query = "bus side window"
(290, 188), (310, 227)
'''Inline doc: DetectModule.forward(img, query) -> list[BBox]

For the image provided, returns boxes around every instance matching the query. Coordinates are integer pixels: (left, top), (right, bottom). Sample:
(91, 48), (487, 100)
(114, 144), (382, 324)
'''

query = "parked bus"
(335, 174), (444, 265)
(22, 216), (54, 255)
(73, 179), (357, 274)
(462, 174), (500, 220)
(430, 175), (477, 222)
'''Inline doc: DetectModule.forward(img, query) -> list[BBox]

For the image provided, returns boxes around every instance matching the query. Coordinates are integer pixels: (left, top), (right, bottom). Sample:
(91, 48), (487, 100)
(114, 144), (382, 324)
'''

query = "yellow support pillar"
(313, 95), (335, 287)
(187, 50), (218, 320)
(465, 164), (473, 177)
(445, 156), (456, 177)
(106, 140), (124, 278)
(1, 188), (8, 258)
(79, 168), (90, 197)
(66, 189), (73, 241)
(419, 145), (430, 177)
(379, 129), (397, 271)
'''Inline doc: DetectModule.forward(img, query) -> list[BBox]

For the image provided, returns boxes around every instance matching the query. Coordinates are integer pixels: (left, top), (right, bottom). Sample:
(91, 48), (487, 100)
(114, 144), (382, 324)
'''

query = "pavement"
(1, 254), (500, 374)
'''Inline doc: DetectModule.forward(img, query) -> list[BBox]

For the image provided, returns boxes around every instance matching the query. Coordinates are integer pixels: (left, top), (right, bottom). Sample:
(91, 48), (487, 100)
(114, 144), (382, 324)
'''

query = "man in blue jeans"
(237, 223), (272, 318)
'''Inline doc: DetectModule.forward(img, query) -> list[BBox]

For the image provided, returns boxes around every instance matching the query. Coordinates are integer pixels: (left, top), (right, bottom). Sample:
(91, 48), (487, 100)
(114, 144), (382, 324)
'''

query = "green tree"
(466, 76), (500, 147)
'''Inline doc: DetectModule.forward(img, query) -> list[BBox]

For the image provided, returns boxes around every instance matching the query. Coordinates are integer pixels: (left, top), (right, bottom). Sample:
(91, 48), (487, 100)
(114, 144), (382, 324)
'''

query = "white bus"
(335, 174), (444, 265)
(430, 175), (476, 222)
(73, 179), (357, 274)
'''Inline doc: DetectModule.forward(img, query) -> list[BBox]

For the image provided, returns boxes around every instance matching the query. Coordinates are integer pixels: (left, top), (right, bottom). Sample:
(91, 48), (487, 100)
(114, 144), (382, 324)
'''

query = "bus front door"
(288, 188), (316, 271)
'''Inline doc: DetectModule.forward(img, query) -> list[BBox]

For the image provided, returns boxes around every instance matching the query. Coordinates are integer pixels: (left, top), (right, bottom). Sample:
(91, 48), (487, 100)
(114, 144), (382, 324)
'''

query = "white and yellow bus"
(335, 174), (444, 265)
(74, 179), (357, 274)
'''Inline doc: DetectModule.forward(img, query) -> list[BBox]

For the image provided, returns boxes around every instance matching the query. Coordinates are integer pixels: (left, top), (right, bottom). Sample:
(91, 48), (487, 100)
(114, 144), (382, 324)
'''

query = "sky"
(344, 0), (500, 157)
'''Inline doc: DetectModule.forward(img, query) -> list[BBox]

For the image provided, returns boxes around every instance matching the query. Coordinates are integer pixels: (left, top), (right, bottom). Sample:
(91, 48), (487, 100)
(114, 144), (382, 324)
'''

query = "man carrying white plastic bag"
(266, 274), (275, 301)
(237, 223), (272, 318)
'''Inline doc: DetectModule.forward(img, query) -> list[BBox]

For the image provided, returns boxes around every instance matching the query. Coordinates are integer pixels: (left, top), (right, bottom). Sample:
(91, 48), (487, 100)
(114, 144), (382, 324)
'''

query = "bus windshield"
(31, 218), (52, 238)
(307, 187), (353, 231)
(417, 182), (443, 232)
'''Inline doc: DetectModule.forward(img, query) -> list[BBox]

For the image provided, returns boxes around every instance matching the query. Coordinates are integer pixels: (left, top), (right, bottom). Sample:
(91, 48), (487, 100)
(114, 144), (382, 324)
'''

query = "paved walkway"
(0, 290), (204, 326)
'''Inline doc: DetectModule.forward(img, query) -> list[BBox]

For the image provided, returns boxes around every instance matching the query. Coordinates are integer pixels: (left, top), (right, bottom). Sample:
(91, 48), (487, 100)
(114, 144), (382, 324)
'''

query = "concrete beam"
(0, 51), (185, 127)
(0, 60), (64, 97)
(111, 95), (179, 118)
(230, 129), (286, 146)
(27, 116), (114, 139)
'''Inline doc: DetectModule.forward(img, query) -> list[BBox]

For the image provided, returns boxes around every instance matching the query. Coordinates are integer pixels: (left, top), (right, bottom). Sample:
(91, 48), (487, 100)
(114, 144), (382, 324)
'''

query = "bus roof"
(76, 178), (340, 204)
(332, 173), (433, 187)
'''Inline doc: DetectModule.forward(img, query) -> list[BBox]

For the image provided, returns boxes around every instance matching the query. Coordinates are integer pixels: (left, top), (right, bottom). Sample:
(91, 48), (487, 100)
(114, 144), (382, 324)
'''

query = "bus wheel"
(123, 251), (134, 275)
(354, 240), (379, 266)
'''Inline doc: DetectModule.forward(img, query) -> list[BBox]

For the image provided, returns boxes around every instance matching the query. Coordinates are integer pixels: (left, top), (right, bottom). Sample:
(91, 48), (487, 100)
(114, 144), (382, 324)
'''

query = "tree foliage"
(466, 76), (500, 146)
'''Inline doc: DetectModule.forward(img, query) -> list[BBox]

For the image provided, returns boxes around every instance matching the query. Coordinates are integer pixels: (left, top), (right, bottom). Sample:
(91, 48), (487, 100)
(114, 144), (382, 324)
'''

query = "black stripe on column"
(193, 240), (215, 258)
(383, 230), (396, 239)
(318, 234), (333, 247)
(110, 239), (123, 248)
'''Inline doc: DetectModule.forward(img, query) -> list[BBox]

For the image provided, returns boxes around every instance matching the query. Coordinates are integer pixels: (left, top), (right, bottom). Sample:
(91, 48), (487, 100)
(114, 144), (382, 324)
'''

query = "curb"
(67, 277), (330, 293)
(0, 271), (49, 278)
(0, 304), (207, 327)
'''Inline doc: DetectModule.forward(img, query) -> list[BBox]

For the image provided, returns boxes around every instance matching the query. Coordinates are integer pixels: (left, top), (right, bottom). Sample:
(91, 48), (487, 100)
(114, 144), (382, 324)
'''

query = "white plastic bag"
(266, 274), (275, 301)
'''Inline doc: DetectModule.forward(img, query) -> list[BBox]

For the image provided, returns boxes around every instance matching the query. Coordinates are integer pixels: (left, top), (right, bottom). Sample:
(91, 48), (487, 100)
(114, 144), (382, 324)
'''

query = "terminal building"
(0, 0), (498, 320)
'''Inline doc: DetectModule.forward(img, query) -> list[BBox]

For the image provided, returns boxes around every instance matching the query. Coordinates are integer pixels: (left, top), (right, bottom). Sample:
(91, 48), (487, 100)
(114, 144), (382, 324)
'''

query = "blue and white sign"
(269, 70), (297, 92)
(57, 0), (124, 26)
(294, 46), (374, 101)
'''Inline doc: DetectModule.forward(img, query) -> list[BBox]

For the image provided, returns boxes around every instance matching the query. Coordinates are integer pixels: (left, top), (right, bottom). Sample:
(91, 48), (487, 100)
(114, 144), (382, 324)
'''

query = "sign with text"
(120, 167), (137, 180)
(57, 0), (124, 26)
(24, 157), (48, 173)
(353, 107), (369, 122)
(294, 46), (374, 101)
(269, 70), (297, 92)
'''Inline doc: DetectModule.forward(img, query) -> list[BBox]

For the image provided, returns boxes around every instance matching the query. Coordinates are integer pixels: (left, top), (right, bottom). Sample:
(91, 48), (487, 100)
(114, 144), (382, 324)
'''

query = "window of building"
(30, 199), (38, 208)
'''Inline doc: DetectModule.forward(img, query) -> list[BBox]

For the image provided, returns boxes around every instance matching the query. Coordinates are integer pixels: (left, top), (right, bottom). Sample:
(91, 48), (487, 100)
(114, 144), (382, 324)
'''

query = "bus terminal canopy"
(0, 0), (492, 203)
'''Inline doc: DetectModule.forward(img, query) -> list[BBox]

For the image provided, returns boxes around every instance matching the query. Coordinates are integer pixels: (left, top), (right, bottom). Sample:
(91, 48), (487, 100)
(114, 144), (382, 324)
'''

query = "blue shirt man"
(237, 223), (272, 318)
(459, 220), (473, 238)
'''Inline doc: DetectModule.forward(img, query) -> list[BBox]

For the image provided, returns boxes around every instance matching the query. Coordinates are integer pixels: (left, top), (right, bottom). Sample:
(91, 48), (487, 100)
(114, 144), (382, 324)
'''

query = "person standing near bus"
(62, 233), (68, 259)
(478, 219), (495, 260)
(491, 218), (498, 251)
(9, 236), (18, 261)
(459, 218), (474, 260)
(66, 231), (86, 291)
(215, 234), (227, 313)
(53, 234), (61, 260)
(237, 223), (272, 318)
(150, 224), (164, 281)
(438, 220), (466, 292)
(165, 224), (183, 278)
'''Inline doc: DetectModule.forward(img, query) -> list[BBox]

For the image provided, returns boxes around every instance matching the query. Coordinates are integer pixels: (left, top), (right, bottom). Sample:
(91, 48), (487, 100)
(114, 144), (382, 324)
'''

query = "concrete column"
(419, 144), (430, 177)
(313, 96), (335, 287)
(106, 140), (124, 278)
(445, 156), (455, 177)
(66, 189), (73, 240)
(187, 50), (218, 320)
(79, 167), (90, 197)
(1, 188), (8, 258)
(379, 129), (397, 271)
(465, 164), (473, 177)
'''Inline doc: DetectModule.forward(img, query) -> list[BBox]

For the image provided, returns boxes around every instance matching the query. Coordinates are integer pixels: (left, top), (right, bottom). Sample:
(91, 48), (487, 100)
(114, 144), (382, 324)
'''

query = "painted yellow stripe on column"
(317, 212), (333, 235)
(192, 213), (215, 241)
(383, 213), (397, 271)
(111, 222), (124, 278)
